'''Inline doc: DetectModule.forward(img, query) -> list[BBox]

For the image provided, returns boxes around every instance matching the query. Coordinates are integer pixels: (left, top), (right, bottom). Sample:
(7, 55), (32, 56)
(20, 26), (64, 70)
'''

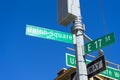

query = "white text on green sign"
(66, 53), (76, 68)
(100, 66), (120, 80)
(26, 25), (73, 44)
(85, 33), (115, 54)
(66, 53), (120, 80)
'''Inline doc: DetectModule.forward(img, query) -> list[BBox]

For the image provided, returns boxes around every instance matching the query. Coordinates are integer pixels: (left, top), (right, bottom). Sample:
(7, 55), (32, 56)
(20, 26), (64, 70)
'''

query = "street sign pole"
(71, 0), (88, 79)
(72, 16), (88, 80)
(58, 0), (88, 79)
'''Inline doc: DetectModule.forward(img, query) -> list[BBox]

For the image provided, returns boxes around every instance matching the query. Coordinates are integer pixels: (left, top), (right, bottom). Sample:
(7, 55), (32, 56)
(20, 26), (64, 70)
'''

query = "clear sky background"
(0, 0), (120, 80)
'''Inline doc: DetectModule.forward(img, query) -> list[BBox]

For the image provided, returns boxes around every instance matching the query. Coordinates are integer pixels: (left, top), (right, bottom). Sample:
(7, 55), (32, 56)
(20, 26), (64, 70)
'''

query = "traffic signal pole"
(71, 16), (88, 80)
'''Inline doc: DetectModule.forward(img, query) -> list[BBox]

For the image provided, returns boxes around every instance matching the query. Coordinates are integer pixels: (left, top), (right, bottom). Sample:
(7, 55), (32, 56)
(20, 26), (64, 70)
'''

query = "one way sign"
(87, 55), (106, 78)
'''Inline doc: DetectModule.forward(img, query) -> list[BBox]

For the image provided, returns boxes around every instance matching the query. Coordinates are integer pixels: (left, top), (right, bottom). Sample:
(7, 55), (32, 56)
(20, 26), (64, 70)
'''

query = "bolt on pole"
(71, 16), (88, 80)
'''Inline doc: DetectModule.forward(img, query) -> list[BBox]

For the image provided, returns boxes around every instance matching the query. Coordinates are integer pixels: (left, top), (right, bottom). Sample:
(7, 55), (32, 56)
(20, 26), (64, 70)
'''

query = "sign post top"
(58, 0), (81, 26)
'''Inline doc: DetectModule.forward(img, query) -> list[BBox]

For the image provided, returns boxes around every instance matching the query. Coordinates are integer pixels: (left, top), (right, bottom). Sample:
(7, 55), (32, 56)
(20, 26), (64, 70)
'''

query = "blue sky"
(0, 0), (120, 80)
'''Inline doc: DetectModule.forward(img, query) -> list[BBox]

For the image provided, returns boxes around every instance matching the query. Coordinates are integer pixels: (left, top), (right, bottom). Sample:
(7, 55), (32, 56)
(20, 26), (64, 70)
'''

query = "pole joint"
(71, 16), (85, 34)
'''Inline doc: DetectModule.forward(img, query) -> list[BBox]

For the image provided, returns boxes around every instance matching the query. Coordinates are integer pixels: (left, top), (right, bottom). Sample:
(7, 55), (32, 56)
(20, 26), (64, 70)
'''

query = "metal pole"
(71, 16), (88, 80)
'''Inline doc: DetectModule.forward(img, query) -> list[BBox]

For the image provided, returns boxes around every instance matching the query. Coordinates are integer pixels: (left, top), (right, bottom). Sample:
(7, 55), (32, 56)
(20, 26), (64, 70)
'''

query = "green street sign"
(26, 25), (115, 54)
(66, 53), (76, 68)
(85, 32), (115, 54)
(66, 53), (120, 80)
(66, 53), (90, 68)
(100, 66), (120, 80)
(26, 24), (73, 44)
